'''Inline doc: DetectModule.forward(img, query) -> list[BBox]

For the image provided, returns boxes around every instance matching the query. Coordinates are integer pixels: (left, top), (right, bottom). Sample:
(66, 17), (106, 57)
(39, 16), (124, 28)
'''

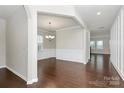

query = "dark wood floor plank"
(0, 68), (27, 88)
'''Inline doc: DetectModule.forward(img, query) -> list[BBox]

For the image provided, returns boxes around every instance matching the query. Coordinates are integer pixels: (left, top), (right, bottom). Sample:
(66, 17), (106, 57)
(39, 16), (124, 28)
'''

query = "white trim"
(38, 57), (56, 61)
(111, 62), (124, 80)
(6, 66), (27, 81)
(27, 78), (38, 84)
(0, 66), (6, 69)
(0, 66), (38, 84)
(56, 58), (84, 64)
(56, 26), (81, 32)
(91, 35), (110, 39)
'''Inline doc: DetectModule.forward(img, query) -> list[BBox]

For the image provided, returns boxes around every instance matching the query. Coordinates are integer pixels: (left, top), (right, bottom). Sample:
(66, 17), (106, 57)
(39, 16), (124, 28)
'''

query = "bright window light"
(37, 34), (43, 52)
(96, 41), (103, 49)
(90, 41), (95, 49)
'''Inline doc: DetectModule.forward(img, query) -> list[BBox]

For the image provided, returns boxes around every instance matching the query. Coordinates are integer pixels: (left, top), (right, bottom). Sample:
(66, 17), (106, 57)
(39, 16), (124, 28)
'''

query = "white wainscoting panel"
(38, 49), (56, 60)
(56, 49), (85, 64)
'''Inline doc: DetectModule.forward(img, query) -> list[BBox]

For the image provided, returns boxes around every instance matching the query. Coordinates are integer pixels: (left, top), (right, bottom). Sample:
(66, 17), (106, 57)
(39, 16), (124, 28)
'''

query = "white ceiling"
(75, 5), (121, 32)
(37, 13), (79, 31)
(0, 5), (21, 19)
(0, 5), (121, 33)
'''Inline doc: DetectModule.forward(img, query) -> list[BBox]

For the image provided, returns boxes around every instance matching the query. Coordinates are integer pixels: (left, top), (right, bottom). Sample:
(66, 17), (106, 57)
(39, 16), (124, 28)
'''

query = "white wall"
(56, 26), (85, 63)
(0, 18), (6, 68)
(110, 6), (124, 80)
(6, 6), (28, 81)
(90, 31), (110, 54)
(38, 28), (56, 60)
(56, 26), (83, 49)
(24, 6), (38, 84)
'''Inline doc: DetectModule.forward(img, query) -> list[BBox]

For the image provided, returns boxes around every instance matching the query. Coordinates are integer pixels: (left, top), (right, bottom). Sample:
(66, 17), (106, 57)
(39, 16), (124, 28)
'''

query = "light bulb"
(97, 12), (101, 15)
(49, 35), (52, 38)
(51, 36), (55, 39)
(45, 35), (49, 39)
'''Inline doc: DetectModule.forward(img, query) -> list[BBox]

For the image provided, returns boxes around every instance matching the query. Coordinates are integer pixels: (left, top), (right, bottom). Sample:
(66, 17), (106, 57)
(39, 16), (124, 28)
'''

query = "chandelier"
(45, 22), (55, 41)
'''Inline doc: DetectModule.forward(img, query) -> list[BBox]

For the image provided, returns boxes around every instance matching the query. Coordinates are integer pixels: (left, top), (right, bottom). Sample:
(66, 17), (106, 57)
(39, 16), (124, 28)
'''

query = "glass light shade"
(45, 35), (55, 40)
(45, 35), (49, 39)
(48, 35), (52, 38)
(51, 36), (55, 39)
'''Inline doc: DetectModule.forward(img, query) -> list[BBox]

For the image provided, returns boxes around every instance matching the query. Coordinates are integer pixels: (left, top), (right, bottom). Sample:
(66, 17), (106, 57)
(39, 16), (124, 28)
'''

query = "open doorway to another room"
(35, 12), (86, 87)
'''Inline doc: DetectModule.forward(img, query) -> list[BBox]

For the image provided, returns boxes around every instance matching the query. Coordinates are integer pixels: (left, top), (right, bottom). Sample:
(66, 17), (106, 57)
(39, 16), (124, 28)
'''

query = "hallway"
(28, 54), (124, 88)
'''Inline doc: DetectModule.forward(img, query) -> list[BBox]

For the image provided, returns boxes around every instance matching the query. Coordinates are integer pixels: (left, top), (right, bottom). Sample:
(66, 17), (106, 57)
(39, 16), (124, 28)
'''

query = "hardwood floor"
(28, 54), (124, 88)
(0, 68), (26, 88)
(0, 54), (124, 88)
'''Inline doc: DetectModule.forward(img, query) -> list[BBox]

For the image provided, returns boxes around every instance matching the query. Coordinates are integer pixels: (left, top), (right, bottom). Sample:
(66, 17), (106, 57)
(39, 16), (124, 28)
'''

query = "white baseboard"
(1, 66), (38, 84)
(27, 78), (38, 84)
(56, 58), (84, 64)
(38, 57), (56, 60)
(38, 49), (86, 64)
(0, 66), (6, 69)
(111, 62), (124, 80)
(6, 66), (27, 81)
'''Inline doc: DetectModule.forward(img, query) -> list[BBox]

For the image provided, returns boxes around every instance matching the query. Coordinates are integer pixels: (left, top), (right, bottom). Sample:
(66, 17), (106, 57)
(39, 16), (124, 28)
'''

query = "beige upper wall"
(0, 18), (6, 67)
(38, 28), (56, 49)
(56, 27), (83, 49)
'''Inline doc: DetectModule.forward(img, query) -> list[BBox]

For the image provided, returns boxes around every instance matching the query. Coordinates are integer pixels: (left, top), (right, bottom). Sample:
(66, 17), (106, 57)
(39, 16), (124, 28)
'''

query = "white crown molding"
(56, 26), (81, 31)
(91, 35), (110, 38)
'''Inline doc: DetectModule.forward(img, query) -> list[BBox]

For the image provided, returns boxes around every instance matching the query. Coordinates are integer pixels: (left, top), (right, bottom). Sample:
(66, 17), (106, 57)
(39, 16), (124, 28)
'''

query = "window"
(90, 41), (95, 49)
(90, 40), (104, 49)
(37, 34), (43, 52)
(37, 35), (43, 43)
(96, 41), (103, 49)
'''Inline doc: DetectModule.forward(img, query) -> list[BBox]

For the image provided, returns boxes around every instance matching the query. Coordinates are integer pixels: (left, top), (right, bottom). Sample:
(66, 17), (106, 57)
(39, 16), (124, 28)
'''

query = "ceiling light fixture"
(97, 12), (101, 15)
(45, 21), (55, 41)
